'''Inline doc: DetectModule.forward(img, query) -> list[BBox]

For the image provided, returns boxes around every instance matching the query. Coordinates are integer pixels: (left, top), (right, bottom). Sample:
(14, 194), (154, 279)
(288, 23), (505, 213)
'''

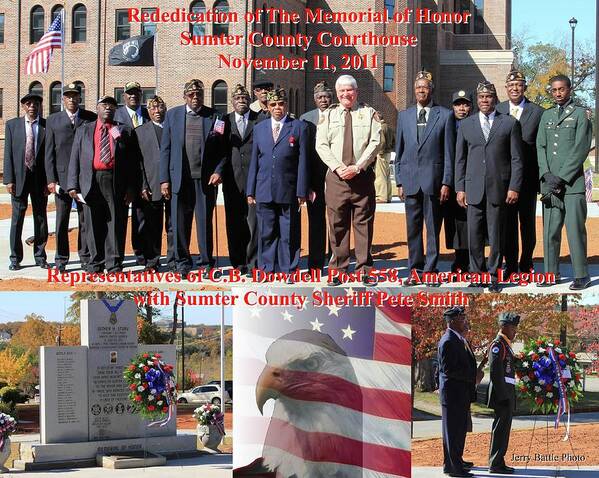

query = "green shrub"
(0, 386), (23, 406)
(0, 401), (15, 415)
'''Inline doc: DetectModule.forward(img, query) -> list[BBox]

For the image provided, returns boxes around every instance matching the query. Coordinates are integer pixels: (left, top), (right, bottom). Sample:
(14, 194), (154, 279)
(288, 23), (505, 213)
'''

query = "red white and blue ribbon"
(548, 346), (571, 440)
(147, 360), (176, 428)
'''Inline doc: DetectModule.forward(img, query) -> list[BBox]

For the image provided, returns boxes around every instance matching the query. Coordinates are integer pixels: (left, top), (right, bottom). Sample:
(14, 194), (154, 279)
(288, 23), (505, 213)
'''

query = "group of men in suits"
(438, 307), (519, 477)
(397, 69), (592, 291)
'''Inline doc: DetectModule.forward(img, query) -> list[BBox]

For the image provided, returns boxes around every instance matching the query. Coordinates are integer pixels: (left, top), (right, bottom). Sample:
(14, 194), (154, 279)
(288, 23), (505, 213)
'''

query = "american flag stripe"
(374, 333), (412, 364)
(235, 405), (411, 450)
(262, 419), (412, 475)
(25, 15), (62, 75)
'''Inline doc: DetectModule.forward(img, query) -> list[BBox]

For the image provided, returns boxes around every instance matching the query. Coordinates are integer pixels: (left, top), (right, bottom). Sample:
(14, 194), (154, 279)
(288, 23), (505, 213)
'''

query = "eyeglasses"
(269, 101), (286, 107)
(186, 91), (203, 98)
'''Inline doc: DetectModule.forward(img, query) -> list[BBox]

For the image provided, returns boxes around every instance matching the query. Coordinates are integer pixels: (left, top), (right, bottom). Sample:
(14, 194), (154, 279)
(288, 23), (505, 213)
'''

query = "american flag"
(584, 167), (594, 202)
(25, 13), (62, 75)
(233, 287), (412, 478)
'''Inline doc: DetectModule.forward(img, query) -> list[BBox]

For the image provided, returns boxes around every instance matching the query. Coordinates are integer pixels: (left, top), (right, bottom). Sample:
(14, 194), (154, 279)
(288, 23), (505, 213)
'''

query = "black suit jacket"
(3, 117), (46, 196)
(437, 329), (477, 407)
(223, 110), (261, 194)
(114, 106), (150, 129)
(67, 121), (139, 199)
(45, 109), (97, 187)
(135, 121), (163, 201)
(496, 99), (544, 191)
(299, 108), (328, 193)
(455, 111), (524, 205)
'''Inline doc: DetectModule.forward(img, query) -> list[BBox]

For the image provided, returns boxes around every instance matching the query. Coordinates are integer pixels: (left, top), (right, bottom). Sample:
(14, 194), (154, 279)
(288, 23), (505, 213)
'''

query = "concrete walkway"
(413, 466), (599, 477)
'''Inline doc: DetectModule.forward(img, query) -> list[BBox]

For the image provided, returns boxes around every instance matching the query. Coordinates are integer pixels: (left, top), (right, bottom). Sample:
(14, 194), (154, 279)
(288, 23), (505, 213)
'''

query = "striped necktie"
(482, 114), (491, 142)
(132, 113), (140, 128)
(273, 124), (280, 142)
(100, 126), (111, 164)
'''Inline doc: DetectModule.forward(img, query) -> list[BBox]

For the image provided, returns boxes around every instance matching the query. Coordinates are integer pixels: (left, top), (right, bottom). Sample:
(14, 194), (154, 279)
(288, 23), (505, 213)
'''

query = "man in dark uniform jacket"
(443, 90), (473, 273)
(114, 81), (150, 266)
(299, 81), (333, 271)
(496, 70), (544, 275)
(222, 84), (262, 275)
(159, 79), (226, 277)
(395, 70), (455, 282)
(249, 80), (273, 122)
(455, 81), (524, 292)
(488, 312), (520, 474)
(247, 88), (309, 276)
(134, 96), (174, 271)
(67, 96), (138, 272)
(4, 93), (49, 270)
(45, 82), (97, 271)
(437, 306), (477, 477)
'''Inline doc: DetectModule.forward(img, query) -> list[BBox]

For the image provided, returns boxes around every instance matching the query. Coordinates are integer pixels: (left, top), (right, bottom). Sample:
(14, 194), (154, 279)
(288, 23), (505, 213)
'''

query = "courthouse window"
(212, 81), (228, 115)
(50, 82), (62, 114)
(115, 87), (155, 107)
(189, 1), (206, 38)
(29, 81), (43, 100)
(0, 14), (4, 44)
(72, 5), (86, 43)
(30, 6), (45, 43)
(51, 5), (62, 22)
(141, 8), (156, 36)
(456, 0), (484, 34)
(115, 9), (131, 41)
(213, 0), (229, 36)
(384, 64), (394, 92)
(74, 81), (85, 108)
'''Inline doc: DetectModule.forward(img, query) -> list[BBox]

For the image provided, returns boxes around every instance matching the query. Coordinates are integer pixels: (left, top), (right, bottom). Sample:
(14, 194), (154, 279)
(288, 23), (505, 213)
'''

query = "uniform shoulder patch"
(492, 346), (500, 354)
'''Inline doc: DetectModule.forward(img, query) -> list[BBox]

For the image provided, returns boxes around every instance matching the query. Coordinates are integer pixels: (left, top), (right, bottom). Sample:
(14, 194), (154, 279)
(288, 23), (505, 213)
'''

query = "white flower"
(539, 379), (546, 385)
(158, 401), (163, 406)
(137, 386), (144, 392)
(534, 386), (542, 392)
(547, 343), (554, 348)
(528, 351), (535, 356)
(522, 362), (529, 368)
(151, 389), (157, 395)
(555, 347), (562, 354)
(139, 363), (145, 368)
(134, 373), (141, 379)
(546, 392), (553, 398)
(147, 360), (154, 365)
(148, 395), (155, 401)
(538, 347), (546, 353)
(522, 376), (530, 383)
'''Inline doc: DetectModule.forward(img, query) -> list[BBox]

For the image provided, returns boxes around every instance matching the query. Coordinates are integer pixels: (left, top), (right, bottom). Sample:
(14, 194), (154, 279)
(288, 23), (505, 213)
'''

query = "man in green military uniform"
(487, 312), (520, 474)
(537, 74), (592, 290)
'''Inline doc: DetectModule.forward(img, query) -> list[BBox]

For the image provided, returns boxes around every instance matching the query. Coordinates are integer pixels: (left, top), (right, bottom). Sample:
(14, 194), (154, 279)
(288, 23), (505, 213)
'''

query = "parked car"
(177, 384), (231, 405)
(208, 380), (233, 399)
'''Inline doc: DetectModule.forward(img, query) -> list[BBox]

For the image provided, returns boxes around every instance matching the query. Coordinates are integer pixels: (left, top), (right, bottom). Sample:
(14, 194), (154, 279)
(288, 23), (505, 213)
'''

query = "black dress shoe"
(327, 277), (342, 287)
(362, 275), (378, 287)
(489, 465), (515, 474)
(8, 263), (21, 271)
(462, 461), (474, 469)
(569, 276), (591, 290)
(37, 260), (50, 269)
(56, 264), (66, 273)
(136, 257), (146, 266)
(447, 471), (473, 477)
(488, 281), (502, 293)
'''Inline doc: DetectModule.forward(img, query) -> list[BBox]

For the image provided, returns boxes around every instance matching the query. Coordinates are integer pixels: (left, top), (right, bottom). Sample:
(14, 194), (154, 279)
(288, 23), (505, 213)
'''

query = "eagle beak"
(256, 365), (283, 415)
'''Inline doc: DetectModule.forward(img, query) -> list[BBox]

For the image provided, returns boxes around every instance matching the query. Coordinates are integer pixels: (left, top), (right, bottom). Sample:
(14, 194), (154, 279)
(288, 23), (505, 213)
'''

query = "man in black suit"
(134, 96), (174, 271)
(159, 79), (226, 277)
(395, 71), (455, 282)
(299, 81), (332, 271)
(67, 96), (138, 273)
(3, 93), (49, 270)
(437, 306), (477, 478)
(114, 81), (150, 266)
(455, 82), (523, 292)
(496, 71), (544, 275)
(222, 84), (262, 275)
(249, 80), (273, 121)
(45, 82), (97, 271)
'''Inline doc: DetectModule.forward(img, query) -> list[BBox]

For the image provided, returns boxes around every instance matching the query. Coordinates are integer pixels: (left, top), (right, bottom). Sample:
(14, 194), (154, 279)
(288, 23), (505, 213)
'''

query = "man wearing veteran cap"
(437, 306), (477, 477)
(134, 96), (174, 272)
(222, 84), (263, 275)
(487, 312), (520, 474)
(67, 95), (139, 272)
(250, 80), (274, 121)
(395, 70), (455, 284)
(455, 81), (523, 292)
(496, 70), (544, 276)
(159, 79), (226, 277)
(300, 81), (334, 271)
(247, 87), (309, 277)
(45, 82), (97, 271)
(114, 81), (150, 267)
(4, 92), (49, 270)
(537, 74), (592, 290)
(316, 75), (381, 286)
(443, 90), (473, 273)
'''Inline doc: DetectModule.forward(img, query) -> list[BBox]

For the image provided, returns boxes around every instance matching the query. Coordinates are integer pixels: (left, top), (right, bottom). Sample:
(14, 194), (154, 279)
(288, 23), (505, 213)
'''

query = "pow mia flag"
(109, 35), (154, 66)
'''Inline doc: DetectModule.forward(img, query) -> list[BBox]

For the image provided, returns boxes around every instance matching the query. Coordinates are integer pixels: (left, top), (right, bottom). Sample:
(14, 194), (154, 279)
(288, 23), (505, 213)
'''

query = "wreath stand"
(523, 414), (580, 471)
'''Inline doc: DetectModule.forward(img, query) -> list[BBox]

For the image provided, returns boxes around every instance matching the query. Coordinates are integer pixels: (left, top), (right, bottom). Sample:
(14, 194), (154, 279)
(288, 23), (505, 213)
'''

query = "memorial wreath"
(0, 412), (16, 451)
(123, 352), (176, 424)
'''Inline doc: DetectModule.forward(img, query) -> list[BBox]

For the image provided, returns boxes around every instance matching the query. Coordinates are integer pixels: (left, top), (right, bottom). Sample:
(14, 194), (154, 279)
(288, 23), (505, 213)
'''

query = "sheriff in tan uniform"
(316, 74), (381, 286)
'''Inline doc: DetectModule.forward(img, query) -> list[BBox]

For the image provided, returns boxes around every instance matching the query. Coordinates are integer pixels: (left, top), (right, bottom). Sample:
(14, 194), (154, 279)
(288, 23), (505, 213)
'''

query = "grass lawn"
(414, 390), (599, 418)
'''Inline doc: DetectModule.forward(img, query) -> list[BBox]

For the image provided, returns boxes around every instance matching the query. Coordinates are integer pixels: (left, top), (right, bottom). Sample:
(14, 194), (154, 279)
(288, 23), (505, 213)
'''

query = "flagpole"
(60, 7), (65, 110)
(220, 302), (225, 410)
(154, 31), (159, 96)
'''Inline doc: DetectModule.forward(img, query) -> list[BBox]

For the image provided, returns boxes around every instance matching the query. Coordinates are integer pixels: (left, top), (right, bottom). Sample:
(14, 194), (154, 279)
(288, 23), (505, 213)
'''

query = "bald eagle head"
(255, 330), (362, 477)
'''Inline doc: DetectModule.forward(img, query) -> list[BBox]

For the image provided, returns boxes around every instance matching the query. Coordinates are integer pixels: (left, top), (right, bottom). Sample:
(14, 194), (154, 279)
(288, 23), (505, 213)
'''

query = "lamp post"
(569, 17), (577, 86)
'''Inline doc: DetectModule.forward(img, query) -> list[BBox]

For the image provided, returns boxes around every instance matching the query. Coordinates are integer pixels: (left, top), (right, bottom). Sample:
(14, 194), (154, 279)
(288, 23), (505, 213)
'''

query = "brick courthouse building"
(0, 0), (514, 164)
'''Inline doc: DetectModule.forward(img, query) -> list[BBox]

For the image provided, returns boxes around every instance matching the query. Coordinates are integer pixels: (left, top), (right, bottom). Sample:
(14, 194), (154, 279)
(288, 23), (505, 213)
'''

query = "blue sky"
(513, 0), (595, 46)
(0, 292), (232, 325)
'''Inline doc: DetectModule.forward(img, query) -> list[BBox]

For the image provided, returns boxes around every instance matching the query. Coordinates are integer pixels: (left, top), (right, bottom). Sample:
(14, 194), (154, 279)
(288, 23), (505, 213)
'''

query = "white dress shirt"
(479, 110), (496, 129)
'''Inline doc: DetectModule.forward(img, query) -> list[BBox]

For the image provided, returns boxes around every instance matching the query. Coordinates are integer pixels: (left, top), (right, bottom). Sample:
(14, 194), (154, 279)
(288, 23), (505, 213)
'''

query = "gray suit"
(455, 111), (523, 278)
(300, 108), (329, 270)
(496, 99), (544, 273)
(135, 121), (174, 269)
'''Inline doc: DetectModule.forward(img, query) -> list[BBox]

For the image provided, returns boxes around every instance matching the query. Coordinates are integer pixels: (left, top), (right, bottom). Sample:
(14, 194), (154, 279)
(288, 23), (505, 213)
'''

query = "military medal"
(102, 299), (125, 325)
